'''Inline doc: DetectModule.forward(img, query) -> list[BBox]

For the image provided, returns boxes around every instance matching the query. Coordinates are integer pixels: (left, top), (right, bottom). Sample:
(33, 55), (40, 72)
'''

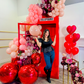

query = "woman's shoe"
(47, 70), (51, 83)
(44, 67), (48, 74)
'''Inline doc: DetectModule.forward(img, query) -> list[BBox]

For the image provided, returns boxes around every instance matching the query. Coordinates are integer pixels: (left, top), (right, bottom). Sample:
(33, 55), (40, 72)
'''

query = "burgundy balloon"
(73, 33), (80, 42)
(67, 25), (76, 34)
(0, 63), (18, 83)
(18, 65), (38, 84)
(31, 53), (41, 65)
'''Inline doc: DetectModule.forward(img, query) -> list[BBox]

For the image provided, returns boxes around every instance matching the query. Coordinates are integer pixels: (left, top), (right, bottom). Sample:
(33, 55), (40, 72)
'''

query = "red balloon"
(64, 42), (71, 48)
(11, 57), (21, 70)
(31, 53), (41, 65)
(73, 33), (80, 42)
(65, 48), (72, 54)
(18, 65), (38, 84)
(71, 42), (76, 47)
(0, 63), (18, 83)
(65, 34), (73, 42)
(72, 47), (79, 55)
(67, 25), (76, 34)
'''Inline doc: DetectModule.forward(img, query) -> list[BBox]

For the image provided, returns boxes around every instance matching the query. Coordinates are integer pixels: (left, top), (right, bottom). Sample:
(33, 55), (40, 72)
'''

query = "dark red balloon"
(72, 47), (79, 55)
(65, 34), (73, 42)
(0, 63), (18, 83)
(18, 65), (38, 84)
(65, 48), (72, 54)
(67, 25), (76, 34)
(73, 33), (80, 42)
(64, 42), (71, 48)
(31, 53), (41, 65)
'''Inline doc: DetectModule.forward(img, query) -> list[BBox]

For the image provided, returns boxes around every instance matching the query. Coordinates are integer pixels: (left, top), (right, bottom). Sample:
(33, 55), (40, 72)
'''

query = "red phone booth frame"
(18, 16), (59, 79)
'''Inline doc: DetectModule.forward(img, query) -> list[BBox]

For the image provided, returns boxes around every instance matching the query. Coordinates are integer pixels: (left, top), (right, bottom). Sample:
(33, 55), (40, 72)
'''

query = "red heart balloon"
(73, 33), (80, 42)
(67, 25), (76, 34)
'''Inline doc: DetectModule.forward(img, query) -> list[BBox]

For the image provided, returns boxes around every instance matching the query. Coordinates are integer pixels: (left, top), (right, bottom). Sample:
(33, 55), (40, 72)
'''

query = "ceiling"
(65, 0), (84, 5)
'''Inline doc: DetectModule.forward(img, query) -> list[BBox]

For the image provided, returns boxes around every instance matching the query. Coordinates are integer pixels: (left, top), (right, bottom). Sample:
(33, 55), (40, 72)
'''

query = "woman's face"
(45, 31), (49, 38)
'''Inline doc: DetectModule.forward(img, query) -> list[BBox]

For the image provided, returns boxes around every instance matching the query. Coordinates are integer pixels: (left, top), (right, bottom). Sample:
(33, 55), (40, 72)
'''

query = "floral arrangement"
(38, 0), (66, 17)
(61, 53), (84, 84)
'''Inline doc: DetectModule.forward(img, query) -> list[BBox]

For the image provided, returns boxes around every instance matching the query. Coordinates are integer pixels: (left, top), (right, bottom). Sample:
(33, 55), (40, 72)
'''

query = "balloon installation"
(2, 28), (42, 84)
(64, 25), (80, 58)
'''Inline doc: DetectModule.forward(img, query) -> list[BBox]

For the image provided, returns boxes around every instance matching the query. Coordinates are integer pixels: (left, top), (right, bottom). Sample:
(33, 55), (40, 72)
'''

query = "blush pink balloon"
(55, 12), (59, 16)
(29, 25), (40, 36)
(20, 38), (26, 45)
(55, 8), (59, 12)
(19, 45), (26, 51)
(48, 12), (53, 16)
(52, 14), (56, 17)
(52, 10), (56, 14)
(38, 25), (42, 30)
(14, 41), (18, 46)
(13, 37), (18, 42)
(61, 0), (66, 4)
(58, 1), (62, 5)
(59, 11), (64, 17)
(59, 8), (64, 12)
(57, 4), (62, 9)
(10, 52), (17, 58)
(62, 4), (65, 9)
(6, 48), (11, 54)
(51, 0), (55, 7)
(9, 41), (14, 48)
(11, 45), (18, 52)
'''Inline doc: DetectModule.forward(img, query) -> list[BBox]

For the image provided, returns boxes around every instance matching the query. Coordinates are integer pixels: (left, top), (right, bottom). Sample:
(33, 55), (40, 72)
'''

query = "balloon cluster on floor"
(64, 25), (80, 57)
(0, 27), (42, 84)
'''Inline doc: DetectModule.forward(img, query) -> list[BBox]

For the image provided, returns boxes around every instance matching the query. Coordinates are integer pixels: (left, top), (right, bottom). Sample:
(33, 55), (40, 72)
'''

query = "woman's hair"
(42, 29), (50, 41)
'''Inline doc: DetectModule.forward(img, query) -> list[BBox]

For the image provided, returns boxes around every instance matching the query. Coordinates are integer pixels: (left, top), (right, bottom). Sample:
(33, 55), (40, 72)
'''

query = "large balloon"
(72, 47), (79, 55)
(31, 53), (41, 65)
(67, 25), (76, 34)
(65, 34), (73, 42)
(29, 25), (40, 36)
(18, 65), (38, 84)
(73, 33), (80, 42)
(0, 63), (18, 83)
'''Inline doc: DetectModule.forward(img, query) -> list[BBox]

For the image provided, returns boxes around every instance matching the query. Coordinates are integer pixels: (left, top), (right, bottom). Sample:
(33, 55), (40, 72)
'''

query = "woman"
(34, 29), (56, 83)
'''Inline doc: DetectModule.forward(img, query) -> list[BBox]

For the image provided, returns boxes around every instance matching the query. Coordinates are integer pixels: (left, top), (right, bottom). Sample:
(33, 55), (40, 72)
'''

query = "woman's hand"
(52, 35), (56, 46)
(32, 36), (37, 39)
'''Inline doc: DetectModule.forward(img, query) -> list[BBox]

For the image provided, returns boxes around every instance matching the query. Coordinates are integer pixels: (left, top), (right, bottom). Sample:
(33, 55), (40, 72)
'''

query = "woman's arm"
(33, 37), (42, 48)
(36, 37), (42, 48)
(52, 35), (56, 46)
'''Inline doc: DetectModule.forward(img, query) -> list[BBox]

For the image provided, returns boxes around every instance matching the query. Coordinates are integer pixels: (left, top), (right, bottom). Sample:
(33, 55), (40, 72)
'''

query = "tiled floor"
(0, 62), (83, 84)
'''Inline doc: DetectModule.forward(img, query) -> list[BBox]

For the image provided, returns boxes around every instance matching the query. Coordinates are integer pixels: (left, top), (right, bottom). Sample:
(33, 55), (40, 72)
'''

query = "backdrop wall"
(0, 0), (18, 63)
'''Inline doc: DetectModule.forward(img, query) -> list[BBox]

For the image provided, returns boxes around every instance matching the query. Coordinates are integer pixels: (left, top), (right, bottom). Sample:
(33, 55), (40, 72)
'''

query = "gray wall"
(65, 0), (84, 5)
